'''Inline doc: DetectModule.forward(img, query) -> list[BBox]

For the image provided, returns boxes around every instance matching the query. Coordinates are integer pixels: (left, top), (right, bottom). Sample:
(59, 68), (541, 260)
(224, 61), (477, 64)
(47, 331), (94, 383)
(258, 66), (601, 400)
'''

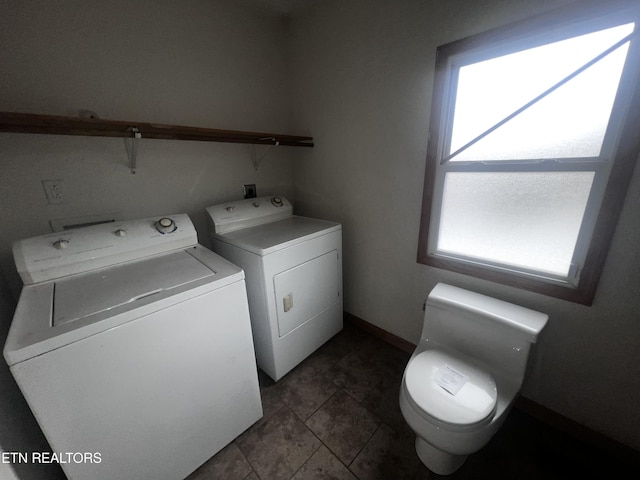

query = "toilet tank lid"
(427, 283), (548, 342)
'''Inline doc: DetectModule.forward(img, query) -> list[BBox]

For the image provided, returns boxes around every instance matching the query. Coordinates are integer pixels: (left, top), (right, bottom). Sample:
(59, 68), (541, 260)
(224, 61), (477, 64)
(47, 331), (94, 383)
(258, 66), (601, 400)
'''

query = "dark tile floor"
(187, 322), (640, 480)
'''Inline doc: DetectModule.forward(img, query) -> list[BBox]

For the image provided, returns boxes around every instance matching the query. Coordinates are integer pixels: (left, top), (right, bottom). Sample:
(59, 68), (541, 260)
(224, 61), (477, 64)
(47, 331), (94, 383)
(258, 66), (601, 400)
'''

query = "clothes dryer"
(206, 196), (342, 381)
(4, 214), (262, 480)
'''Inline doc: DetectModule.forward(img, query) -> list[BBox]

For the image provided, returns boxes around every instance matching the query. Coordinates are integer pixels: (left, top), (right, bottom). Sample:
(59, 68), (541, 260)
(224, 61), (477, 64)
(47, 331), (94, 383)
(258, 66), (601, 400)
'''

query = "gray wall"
(0, 1), (295, 477)
(0, 0), (298, 295)
(1, 1), (639, 477)
(288, 0), (640, 451)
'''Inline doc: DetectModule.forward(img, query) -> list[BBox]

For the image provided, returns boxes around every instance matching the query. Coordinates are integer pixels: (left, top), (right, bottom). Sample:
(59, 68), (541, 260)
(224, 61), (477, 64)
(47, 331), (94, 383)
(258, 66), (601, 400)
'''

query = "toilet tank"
(422, 283), (548, 386)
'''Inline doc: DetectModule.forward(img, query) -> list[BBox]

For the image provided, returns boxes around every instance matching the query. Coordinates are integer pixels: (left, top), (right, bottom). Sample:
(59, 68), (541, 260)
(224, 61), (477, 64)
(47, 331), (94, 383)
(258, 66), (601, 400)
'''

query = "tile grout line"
(302, 386), (376, 480)
(287, 441), (325, 480)
(347, 422), (382, 470)
(234, 402), (290, 480)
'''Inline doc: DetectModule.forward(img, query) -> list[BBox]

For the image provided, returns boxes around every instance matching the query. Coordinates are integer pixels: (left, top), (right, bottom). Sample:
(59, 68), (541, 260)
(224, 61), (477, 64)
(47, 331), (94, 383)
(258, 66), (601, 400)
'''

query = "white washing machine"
(4, 214), (262, 480)
(206, 196), (342, 381)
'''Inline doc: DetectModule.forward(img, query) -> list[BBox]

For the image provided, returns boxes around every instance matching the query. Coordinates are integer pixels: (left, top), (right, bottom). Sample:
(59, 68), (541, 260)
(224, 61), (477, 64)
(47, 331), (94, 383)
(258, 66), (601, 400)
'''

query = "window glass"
(437, 172), (595, 277)
(449, 23), (634, 161)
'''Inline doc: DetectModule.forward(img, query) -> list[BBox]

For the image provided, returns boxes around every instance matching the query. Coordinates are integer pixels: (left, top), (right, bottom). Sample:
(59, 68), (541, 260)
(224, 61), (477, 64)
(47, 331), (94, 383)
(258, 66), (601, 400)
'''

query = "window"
(418, 0), (640, 305)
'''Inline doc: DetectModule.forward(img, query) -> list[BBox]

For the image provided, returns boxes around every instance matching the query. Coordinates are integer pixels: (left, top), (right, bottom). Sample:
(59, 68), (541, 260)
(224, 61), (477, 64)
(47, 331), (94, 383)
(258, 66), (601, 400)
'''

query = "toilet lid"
(405, 349), (497, 426)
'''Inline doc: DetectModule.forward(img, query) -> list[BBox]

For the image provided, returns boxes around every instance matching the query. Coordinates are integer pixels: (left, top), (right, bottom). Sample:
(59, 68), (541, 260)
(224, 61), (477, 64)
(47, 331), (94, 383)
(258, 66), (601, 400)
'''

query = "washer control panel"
(206, 196), (293, 234)
(13, 213), (196, 284)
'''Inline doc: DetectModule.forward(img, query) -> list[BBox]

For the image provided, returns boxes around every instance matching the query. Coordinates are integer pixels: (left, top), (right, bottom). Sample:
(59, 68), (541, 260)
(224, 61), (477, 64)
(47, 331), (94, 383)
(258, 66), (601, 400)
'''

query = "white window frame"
(417, 0), (640, 305)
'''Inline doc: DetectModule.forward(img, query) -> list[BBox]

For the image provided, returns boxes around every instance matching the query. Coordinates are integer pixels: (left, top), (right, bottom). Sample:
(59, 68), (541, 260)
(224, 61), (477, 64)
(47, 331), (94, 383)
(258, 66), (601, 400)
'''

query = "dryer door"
(273, 250), (339, 337)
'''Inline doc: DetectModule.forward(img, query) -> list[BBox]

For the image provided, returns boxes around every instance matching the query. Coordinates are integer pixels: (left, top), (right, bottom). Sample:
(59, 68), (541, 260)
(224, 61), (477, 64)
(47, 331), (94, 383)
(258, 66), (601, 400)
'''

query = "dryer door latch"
(283, 293), (294, 312)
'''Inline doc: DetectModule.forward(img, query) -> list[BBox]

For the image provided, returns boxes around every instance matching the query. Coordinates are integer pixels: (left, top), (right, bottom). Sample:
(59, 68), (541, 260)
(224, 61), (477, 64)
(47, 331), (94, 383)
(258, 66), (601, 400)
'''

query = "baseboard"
(343, 311), (640, 468)
(344, 312), (415, 354)
(514, 396), (640, 467)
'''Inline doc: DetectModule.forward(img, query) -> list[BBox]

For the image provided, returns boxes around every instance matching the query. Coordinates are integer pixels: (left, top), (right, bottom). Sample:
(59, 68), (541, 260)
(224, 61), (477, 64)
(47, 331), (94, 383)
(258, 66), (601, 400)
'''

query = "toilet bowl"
(399, 283), (548, 475)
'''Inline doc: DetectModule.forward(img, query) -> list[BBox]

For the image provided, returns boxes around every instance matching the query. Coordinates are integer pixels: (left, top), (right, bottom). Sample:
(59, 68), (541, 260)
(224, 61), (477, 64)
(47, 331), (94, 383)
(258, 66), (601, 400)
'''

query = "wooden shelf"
(0, 112), (314, 147)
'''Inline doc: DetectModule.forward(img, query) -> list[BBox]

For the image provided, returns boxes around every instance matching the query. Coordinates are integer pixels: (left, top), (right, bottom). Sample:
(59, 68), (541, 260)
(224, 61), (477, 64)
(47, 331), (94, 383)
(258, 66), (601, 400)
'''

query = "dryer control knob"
(53, 239), (69, 250)
(114, 229), (127, 237)
(155, 217), (177, 234)
(252, 201), (260, 208)
(226, 206), (235, 212)
(271, 196), (283, 207)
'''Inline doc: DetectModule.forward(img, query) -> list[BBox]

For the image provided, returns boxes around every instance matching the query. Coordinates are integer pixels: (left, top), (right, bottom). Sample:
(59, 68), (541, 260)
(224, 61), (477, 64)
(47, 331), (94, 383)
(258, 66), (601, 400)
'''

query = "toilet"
(399, 283), (548, 475)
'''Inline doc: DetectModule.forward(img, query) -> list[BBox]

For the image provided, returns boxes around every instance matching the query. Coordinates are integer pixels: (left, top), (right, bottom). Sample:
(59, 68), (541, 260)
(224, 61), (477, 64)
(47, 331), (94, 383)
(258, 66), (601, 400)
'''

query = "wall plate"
(243, 184), (257, 199)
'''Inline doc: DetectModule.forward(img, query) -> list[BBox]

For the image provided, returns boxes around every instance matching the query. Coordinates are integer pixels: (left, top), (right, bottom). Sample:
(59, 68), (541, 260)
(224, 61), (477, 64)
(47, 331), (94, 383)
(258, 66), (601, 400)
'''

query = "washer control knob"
(226, 206), (235, 212)
(155, 217), (177, 234)
(114, 229), (127, 237)
(271, 196), (283, 207)
(53, 239), (69, 250)
(252, 201), (260, 208)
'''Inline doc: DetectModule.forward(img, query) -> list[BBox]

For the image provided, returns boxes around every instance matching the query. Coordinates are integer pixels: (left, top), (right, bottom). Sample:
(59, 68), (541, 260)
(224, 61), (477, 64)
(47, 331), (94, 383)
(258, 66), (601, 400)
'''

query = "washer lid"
(52, 251), (214, 327)
(405, 349), (497, 426)
(3, 245), (245, 366)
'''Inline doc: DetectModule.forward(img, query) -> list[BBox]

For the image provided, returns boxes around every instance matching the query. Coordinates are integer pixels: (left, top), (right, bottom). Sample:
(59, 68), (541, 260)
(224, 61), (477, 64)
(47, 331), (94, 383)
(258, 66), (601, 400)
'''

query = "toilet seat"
(404, 349), (497, 428)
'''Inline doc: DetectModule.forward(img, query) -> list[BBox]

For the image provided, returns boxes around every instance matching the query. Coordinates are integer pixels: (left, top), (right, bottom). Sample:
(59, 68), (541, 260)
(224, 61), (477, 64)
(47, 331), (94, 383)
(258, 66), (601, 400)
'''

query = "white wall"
(0, 1), (295, 477)
(0, 0), (298, 295)
(289, 0), (640, 450)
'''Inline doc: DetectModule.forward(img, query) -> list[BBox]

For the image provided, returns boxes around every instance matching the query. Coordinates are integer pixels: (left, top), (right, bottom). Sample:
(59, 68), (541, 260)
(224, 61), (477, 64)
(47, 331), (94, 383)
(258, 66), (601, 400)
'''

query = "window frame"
(417, 0), (640, 305)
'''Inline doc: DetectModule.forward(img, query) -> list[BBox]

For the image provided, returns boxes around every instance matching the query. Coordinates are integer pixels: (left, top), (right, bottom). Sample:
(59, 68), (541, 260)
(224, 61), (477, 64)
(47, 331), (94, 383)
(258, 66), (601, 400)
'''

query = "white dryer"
(4, 214), (262, 480)
(206, 196), (342, 381)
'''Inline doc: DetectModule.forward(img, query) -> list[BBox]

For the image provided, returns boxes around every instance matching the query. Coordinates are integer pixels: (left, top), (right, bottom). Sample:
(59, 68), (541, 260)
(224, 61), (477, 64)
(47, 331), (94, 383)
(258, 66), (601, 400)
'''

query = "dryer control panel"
(13, 214), (197, 284)
(207, 196), (293, 234)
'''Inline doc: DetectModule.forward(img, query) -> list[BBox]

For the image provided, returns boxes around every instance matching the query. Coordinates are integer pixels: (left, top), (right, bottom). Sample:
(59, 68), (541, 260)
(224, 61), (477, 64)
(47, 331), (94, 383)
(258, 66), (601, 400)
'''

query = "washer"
(4, 214), (262, 480)
(206, 196), (342, 381)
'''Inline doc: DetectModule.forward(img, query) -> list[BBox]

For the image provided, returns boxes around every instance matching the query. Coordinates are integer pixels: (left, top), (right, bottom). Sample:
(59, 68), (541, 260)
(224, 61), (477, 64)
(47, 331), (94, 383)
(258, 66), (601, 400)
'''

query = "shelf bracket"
(127, 127), (142, 174)
(251, 137), (279, 170)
